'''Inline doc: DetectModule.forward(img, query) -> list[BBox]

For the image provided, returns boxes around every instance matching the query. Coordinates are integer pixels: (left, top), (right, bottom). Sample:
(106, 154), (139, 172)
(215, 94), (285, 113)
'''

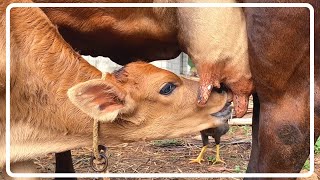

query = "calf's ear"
(67, 79), (126, 122)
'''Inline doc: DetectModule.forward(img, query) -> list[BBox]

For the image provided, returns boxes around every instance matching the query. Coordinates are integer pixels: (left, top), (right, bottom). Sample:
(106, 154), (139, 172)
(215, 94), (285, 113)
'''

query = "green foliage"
(241, 125), (251, 136)
(228, 126), (237, 135)
(303, 159), (310, 171)
(207, 156), (215, 162)
(234, 165), (241, 173)
(171, 155), (179, 161)
(188, 57), (195, 67)
(315, 137), (320, 154)
(152, 139), (184, 147)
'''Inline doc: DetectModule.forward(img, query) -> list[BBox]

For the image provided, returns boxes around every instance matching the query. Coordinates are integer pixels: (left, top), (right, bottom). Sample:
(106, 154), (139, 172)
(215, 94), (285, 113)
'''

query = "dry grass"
(35, 126), (252, 177)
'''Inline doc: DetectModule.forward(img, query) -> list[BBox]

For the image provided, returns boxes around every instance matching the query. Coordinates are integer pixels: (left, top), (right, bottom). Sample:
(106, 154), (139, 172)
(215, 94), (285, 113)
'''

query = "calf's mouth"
(211, 102), (232, 121)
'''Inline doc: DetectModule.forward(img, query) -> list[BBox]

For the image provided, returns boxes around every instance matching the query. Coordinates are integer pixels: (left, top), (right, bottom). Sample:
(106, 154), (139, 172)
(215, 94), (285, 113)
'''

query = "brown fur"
(35, 0), (253, 117)
(244, 0), (320, 176)
(38, 0), (180, 62)
(0, 0), (230, 175)
(1, 0), (316, 176)
(37, 0), (320, 176)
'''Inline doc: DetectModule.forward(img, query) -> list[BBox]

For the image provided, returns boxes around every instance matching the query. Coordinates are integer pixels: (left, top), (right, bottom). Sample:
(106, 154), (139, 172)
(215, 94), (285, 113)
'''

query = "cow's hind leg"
(246, 94), (310, 180)
(244, 1), (316, 177)
(257, 96), (310, 174)
(246, 93), (310, 176)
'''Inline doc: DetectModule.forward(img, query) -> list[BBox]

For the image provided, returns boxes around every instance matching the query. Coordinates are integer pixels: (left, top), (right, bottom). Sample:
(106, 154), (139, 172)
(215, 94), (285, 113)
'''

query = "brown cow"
(36, 0), (253, 118)
(35, 2), (254, 175)
(0, 0), (232, 177)
(243, 0), (320, 176)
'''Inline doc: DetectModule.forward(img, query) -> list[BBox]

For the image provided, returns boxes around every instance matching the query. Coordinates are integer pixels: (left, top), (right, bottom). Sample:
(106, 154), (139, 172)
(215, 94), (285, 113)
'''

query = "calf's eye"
(160, 82), (176, 95)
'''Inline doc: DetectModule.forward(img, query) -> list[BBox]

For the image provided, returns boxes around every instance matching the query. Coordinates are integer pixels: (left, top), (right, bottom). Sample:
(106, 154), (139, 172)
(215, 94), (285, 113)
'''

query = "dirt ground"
(33, 110), (320, 180)
(35, 126), (252, 174)
(33, 125), (320, 180)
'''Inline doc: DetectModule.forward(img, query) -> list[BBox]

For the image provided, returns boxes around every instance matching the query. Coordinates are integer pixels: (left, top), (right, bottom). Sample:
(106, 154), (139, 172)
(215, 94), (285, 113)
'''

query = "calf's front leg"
(2, 160), (39, 180)
(55, 150), (77, 180)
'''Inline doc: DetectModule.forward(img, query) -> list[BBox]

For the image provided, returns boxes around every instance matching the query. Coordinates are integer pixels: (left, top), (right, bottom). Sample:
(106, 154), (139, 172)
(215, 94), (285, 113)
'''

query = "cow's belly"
(58, 27), (181, 64)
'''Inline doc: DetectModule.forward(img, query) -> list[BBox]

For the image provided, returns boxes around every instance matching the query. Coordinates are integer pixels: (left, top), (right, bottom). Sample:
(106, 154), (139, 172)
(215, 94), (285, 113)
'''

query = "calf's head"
(68, 62), (230, 143)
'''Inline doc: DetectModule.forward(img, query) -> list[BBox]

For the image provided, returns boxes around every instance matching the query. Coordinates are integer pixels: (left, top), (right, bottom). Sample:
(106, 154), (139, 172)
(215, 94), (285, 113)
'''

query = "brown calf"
(0, 0), (231, 176)
(39, 0), (320, 176)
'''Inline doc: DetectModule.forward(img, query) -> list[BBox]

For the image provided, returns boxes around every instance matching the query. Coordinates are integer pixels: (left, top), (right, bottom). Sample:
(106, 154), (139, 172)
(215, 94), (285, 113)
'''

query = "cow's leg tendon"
(246, 93), (260, 173)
